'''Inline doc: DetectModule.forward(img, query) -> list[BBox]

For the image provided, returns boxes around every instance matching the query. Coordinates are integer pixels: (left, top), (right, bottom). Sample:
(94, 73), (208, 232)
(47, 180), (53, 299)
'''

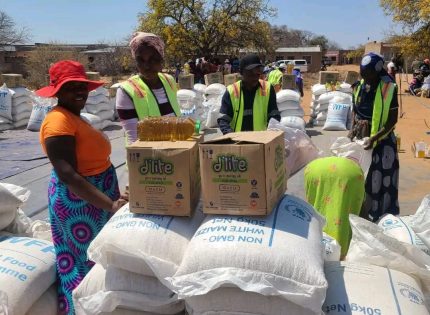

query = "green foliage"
(138, 0), (277, 61)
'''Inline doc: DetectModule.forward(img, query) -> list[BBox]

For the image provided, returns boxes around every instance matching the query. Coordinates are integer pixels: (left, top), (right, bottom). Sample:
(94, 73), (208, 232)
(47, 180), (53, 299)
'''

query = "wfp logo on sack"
(380, 217), (402, 229)
(399, 284), (424, 305)
(283, 203), (312, 222)
(212, 155), (247, 172)
(332, 103), (349, 111)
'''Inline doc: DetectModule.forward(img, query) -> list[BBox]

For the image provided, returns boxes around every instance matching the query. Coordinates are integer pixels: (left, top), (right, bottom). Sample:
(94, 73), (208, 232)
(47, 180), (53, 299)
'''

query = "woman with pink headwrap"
(116, 32), (181, 145)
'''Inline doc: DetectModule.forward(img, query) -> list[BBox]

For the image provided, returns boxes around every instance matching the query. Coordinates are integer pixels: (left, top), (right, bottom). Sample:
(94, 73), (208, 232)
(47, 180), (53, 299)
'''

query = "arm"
(267, 85), (281, 123)
(45, 136), (124, 212)
(217, 90), (234, 134)
(365, 86), (399, 149)
(116, 88), (139, 145)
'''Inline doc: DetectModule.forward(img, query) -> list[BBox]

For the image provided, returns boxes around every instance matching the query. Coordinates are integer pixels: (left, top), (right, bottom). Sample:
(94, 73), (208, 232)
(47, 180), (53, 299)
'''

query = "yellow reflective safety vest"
(120, 73), (181, 119)
(353, 78), (396, 146)
(267, 69), (283, 87)
(227, 80), (271, 132)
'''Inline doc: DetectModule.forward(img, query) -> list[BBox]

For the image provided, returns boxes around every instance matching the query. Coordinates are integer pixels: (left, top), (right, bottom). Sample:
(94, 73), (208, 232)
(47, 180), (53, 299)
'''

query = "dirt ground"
(302, 65), (430, 214)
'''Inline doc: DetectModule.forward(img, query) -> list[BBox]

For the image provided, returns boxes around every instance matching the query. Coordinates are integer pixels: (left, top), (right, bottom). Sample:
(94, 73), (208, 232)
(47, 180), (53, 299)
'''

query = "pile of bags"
(83, 87), (116, 130)
(310, 83), (353, 129)
(0, 183), (57, 315)
(202, 83), (226, 129)
(0, 84), (36, 131)
(0, 83), (13, 131)
(26, 96), (55, 132)
(276, 90), (305, 131)
(74, 195), (329, 315)
(74, 203), (205, 314)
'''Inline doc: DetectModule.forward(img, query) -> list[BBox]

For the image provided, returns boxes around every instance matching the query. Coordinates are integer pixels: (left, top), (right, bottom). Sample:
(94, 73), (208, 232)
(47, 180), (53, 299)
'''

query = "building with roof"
(364, 41), (400, 62)
(271, 46), (322, 72)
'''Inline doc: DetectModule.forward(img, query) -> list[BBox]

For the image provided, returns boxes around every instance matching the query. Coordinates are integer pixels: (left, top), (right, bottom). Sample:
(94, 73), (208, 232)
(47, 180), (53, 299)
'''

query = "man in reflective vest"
(217, 54), (280, 134)
(267, 63), (286, 92)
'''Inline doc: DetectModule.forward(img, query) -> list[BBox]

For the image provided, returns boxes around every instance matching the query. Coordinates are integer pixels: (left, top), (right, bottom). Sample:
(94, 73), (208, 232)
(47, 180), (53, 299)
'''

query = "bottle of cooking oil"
(138, 116), (200, 141)
(416, 140), (426, 158)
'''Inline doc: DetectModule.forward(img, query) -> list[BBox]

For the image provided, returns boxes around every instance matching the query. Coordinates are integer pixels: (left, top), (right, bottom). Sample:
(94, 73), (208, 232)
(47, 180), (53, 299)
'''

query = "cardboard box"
(199, 130), (287, 215)
(86, 72), (101, 81)
(344, 71), (360, 85)
(204, 72), (224, 86)
(319, 71), (340, 84)
(224, 73), (240, 87)
(281, 74), (297, 90)
(127, 137), (201, 216)
(1, 74), (23, 88)
(178, 74), (194, 90)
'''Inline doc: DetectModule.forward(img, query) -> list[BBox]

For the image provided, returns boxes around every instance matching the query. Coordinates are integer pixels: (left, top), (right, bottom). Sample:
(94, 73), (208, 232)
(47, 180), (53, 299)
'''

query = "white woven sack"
(277, 100), (301, 112)
(3, 208), (33, 236)
(0, 210), (16, 230)
(311, 84), (327, 96)
(268, 119), (322, 177)
(338, 83), (352, 93)
(0, 84), (12, 121)
(310, 100), (318, 109)
(193, 84), (207, 94)
(0, 183), (30, 214)
(73, 265), (184, 315)
(276, 89), (300, 103)
(409, 195), (430, 250)
(205, 83), (226, 95)
(26, 285), (58, 315)
(315, 103), (329, 112)
(89, 87), (109, 97)
(318, 92), (334, 104)
(8, 87), (31, 98)
(322, 233), (341, 262)
(330, 137), (372, 176)
(97, 110), (115, 121)
(87, 203), (205, 280)
(378, 214), (429, 254)
(12, 110), (31, 122)
(316, 111), (327, 122)
(80, 113), (102, 129)
(100, 120), (116, 130)
(85, 102), (112, 114)
(0, 121), (12, 131)
(11, 97), (32, 114)
(323, 103), (350, 131)
(86, 93), (110, 105)
(280, 116), (305, 131)
(346, 215), (430, 298)
(168, 194), (327, 314)
(27, 104), (53, 132)
(331, 91), (352, 104)
(105, 266), (173, 297)
(204, 98), (222, 128)
(324, 262), (429, 315)
(185, 287), (315, 315)
(280, 107), (304, 118)
(0, 236), (56, 315)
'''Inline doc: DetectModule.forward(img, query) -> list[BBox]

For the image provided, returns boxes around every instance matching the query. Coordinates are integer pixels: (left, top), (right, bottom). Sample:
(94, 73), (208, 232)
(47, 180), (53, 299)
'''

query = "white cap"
(278, 63), (287, 69)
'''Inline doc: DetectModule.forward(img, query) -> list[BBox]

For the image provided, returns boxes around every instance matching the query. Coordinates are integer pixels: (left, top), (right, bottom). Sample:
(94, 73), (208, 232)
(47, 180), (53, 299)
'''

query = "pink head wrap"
(129, 32), (165, 59)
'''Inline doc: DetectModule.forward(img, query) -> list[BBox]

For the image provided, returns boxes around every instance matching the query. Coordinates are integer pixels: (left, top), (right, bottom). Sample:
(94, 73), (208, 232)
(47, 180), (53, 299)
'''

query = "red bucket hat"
(35, 60), (104, 98)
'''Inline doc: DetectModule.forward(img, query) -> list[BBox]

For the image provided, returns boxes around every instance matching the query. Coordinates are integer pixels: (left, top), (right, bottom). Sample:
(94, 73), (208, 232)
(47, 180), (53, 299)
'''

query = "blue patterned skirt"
(48, 164), (119, 315)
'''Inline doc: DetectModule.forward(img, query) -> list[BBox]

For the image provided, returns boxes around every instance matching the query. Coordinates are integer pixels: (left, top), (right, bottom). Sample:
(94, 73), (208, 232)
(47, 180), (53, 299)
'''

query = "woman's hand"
(111, 198), (128, 213)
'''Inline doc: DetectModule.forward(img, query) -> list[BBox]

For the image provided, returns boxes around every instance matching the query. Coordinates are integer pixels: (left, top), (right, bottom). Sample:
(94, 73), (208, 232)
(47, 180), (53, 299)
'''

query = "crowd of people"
(36, 31), (403, 314)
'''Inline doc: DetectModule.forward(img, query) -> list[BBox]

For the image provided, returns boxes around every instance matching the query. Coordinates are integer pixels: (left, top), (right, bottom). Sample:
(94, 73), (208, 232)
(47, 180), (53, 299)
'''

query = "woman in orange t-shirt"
(36, 60), (127, 315)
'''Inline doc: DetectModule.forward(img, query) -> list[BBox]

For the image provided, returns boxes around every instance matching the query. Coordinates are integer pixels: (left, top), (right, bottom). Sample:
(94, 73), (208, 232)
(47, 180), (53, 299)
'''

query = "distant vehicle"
(275, 59), (308, 72)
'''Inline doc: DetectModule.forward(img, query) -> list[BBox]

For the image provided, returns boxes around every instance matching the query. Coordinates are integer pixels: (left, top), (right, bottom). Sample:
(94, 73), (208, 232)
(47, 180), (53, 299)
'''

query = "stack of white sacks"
(310, 83), (353, 129)
(72, 194), (329, 315)
(0, 183), (57, 315)
(73, 203), (205, 314)
(276, 89), (306, 131)
(82, 86), (115, 130)
(0, 84), (36, 131)
(202, 83), (226, 129)
(176, 85), (204, 120)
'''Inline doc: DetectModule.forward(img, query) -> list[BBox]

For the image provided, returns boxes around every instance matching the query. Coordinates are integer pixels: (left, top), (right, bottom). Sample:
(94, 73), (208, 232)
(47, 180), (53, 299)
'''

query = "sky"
(0, 0), (401, 49)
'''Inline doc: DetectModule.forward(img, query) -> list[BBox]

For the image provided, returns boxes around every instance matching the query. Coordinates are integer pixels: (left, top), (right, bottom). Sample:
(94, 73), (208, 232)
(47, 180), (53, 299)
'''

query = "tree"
(308, 35), (329, 51)
(270, 25), (313, 47)
(380, 0), (430, 56)
(25, 43), (88, 89)
(0, 11), (30, 46)
(138, 0), (276, 61)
